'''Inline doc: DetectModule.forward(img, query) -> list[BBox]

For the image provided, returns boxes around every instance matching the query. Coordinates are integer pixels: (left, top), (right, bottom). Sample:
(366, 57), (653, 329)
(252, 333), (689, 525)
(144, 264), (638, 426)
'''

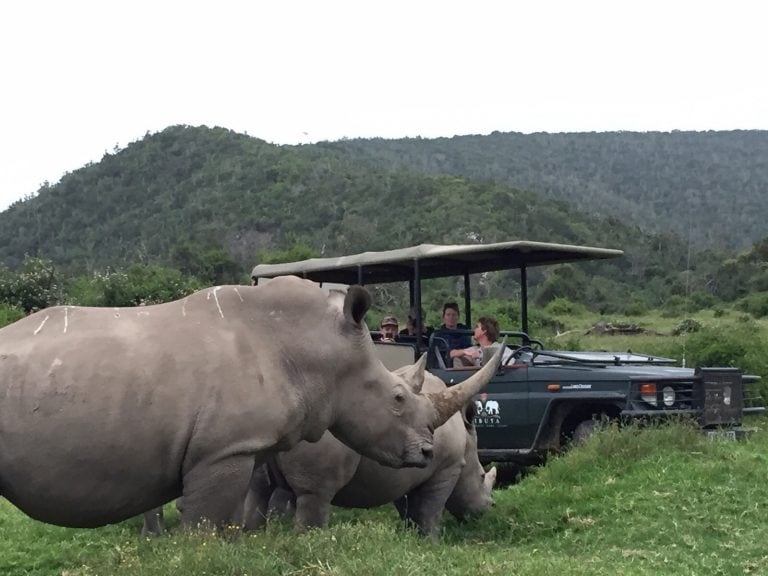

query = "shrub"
(622, 297), (649, 316)
(735, 291), (768, 318)
(689, 290), (717, 310)
(660, 295), (687, 318)
(0, 303), (25, 328)
(680, 323), (768, 402)
(0, 257), (62, 312)
(67, 265), (202, 307)
(672, 318), (702, 335)
(713, 306), (727, 318)
(672, 319), (768, 402)
(544, 297), (588, 317)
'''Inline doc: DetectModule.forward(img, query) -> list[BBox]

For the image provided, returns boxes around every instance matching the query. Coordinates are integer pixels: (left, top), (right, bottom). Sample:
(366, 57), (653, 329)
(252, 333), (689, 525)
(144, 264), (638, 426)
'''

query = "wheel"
(571, 419), (597, 445)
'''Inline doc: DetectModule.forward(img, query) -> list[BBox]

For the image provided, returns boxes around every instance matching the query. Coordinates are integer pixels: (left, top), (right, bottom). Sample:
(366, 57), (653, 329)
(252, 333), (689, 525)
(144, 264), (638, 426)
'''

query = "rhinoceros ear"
(343, 285), (372, 325)
(462, 400), (477, 431)
(397, 353), (427, 394)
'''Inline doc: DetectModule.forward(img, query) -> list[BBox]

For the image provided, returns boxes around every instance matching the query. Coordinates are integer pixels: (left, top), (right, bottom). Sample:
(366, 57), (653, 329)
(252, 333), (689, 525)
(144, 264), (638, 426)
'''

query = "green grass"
(4, 416), (768, 576)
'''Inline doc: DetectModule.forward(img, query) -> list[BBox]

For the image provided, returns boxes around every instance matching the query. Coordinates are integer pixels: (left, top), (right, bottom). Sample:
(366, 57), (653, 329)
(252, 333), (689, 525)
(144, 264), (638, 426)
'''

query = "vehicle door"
(430, 365), (535, 450)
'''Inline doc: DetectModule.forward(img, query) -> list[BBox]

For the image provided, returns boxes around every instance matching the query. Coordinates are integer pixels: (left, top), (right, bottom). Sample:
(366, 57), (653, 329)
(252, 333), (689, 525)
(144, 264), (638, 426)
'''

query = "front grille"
(695, 368), (743, 427)
(628, 368), (749, 426)
(629, 379), (696, 410)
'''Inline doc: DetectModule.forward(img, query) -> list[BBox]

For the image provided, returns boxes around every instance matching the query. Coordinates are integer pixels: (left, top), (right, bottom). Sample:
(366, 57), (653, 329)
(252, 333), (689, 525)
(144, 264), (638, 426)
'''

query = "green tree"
(0, 256), (61, 312)
(68, 265), (200, 307)
(258, 242), (318, 265)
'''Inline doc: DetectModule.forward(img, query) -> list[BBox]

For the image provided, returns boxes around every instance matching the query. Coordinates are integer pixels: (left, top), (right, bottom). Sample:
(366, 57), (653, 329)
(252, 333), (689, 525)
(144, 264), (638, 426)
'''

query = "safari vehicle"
(252, 241), (764, 465)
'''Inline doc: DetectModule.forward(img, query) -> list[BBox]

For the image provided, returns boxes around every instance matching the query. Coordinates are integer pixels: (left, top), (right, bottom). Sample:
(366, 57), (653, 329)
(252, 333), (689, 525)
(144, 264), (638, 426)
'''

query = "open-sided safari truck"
(252, 240), (764, 465)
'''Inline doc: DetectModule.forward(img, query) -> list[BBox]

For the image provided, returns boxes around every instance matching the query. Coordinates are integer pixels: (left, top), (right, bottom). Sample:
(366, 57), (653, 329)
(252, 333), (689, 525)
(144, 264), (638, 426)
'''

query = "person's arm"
(450, 347), (480, 360)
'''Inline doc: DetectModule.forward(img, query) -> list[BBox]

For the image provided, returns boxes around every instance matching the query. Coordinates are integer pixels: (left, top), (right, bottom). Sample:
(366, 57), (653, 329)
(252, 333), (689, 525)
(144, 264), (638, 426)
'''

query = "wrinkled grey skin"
(0, 277), (500, 529)
(243, 371), (497, 539)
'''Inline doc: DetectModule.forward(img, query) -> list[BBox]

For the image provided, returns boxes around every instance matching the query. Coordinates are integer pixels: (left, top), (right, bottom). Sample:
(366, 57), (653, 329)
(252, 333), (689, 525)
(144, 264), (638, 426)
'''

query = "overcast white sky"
(1, 0), (767, 211)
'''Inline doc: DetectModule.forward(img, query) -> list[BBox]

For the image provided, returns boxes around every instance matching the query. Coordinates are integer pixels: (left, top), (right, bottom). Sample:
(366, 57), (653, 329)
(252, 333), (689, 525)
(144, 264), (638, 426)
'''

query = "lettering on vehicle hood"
(561, 383), (593, 390)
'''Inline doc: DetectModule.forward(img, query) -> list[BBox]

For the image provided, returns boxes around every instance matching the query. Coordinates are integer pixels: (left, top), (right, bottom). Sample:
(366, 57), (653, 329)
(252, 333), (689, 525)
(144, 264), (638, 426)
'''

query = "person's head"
(380, 316), (399, 340)
(406, 306), (426, 333)
(474, 316), (500, 345)
(442, 302), (460, 329)
(408, 306), (426, 322)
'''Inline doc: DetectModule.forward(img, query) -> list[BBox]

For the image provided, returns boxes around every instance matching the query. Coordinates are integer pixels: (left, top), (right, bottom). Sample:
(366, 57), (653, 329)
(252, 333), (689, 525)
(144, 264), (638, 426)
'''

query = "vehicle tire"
(571, 419), (597, 445)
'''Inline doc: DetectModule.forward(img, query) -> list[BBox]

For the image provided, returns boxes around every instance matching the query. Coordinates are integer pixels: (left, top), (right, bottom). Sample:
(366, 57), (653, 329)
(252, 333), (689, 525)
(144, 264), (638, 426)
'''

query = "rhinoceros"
(242, 370), (497, 539)
(0, 277), (502, 529)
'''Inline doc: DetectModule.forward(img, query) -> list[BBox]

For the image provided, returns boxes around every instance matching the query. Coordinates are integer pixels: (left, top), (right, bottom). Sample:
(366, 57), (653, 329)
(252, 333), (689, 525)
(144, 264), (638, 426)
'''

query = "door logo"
(474, 394), (502, 426)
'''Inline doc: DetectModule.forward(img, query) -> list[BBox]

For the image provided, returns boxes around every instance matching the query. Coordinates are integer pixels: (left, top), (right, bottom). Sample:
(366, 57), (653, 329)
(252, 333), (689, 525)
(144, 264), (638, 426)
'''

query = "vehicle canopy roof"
(251, 240), (623, 285)
(252, 240), (623, 336)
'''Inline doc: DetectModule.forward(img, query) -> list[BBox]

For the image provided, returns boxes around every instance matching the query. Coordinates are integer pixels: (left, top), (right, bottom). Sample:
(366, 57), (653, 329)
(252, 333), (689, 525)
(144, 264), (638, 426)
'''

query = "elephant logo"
(474, 397), (501, 424)
(485, 400), (499, 415)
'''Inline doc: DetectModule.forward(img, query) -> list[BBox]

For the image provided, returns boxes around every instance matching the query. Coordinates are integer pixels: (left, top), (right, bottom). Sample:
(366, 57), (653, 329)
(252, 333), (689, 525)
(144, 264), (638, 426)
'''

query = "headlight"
(662, 386), (676, 407)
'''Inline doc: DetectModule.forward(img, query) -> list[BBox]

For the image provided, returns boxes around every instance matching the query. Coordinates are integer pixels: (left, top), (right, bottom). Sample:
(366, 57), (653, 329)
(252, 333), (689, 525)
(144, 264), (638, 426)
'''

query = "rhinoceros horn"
(397, 353), (428, 394)
(428, 340), (505, 428)
(484, 466), (498, 491)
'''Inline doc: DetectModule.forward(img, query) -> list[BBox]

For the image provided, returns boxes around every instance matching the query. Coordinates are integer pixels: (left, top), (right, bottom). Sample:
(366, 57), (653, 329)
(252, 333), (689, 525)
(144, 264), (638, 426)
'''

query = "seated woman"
(433, 302), (471, 365)
(450, 315), (514, 367)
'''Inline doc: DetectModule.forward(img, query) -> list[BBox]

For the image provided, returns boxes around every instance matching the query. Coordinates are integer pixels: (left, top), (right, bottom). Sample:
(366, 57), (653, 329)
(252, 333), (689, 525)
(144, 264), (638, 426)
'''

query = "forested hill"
(0, 125), (686, 281)
(320, 130), (768, 251)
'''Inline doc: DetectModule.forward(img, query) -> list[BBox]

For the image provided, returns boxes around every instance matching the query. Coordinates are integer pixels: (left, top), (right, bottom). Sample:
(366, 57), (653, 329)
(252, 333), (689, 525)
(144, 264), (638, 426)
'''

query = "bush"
(682, 323), (768, 389)
(622, 298), (649, 316)
(689, 290), (717, 310)
(672, 318), (702, 335)
(67, 265), (202, 307)
(660, 295), (687, 318)
(659, 322), (768, 403)
(544, 297), (588, 317)
(735, 291), (768, 318)
(713, 306), (727, 318)
(0, 303), (25, 328)
(0, 256), (62, 312)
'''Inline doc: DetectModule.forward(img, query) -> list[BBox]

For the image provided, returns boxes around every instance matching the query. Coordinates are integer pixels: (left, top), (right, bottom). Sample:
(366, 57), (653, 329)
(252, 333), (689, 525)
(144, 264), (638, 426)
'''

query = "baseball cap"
(381, 316), (399, 327)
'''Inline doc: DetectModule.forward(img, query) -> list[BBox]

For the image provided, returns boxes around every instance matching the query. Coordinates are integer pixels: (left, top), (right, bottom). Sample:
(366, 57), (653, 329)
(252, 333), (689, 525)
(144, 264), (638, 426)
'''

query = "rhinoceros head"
(445, 401), (496, 520)
(325, 285), (501, 470)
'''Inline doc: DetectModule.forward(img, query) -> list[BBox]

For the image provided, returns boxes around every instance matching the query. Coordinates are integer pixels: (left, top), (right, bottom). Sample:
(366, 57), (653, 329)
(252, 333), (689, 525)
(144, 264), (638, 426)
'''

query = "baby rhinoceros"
(247, 369), (496, 539)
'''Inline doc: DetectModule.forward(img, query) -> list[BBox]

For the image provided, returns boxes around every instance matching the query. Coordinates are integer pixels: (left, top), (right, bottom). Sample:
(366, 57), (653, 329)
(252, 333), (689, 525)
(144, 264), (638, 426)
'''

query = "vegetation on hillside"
(3, 125), (766, 317)
(325, 130), (768, 251)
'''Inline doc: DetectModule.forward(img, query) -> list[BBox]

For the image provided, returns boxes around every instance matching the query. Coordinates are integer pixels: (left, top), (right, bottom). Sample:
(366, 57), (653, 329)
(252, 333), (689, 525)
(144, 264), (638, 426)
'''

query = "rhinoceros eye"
(395, 391), (406, 404)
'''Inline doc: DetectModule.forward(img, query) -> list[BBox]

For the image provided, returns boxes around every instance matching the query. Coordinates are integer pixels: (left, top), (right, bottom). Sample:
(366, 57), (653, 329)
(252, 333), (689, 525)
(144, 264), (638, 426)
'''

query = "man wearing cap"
(380, 315), (399, 343)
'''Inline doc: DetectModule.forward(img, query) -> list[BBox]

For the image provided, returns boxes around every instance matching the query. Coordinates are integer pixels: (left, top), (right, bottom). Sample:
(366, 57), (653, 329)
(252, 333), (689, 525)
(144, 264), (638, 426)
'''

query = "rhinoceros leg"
(398, 468), (461, 540)
(393, 496), (408, 520)
(242, 464), (274, 531)
(180, 455), (256, 529)
(267, 487), (295, 519)
(242, 471), (296, 529)
(294, 493), (332, 531)
(141, 507), (166, 536)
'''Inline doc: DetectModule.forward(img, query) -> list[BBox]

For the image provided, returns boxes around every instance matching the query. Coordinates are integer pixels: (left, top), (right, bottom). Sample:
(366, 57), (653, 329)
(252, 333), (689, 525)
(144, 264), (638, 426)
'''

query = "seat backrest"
(373, 342), (418, 370)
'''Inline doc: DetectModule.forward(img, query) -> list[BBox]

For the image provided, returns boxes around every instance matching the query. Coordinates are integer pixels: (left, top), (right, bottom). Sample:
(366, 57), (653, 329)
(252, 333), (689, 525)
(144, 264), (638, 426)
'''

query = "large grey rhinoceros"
(0, 277), (502, 529)
(243, 370), (497, 539)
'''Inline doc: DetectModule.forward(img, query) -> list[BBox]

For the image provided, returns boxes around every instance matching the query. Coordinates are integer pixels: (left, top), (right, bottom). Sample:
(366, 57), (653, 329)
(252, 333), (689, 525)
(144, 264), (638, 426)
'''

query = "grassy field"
(3, 309), (768, 576)
(3, 416), (768, 576)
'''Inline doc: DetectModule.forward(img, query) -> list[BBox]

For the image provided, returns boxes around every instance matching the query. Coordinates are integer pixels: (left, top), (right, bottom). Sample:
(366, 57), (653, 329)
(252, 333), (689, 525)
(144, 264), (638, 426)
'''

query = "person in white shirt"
(451, 315), (514, 367)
